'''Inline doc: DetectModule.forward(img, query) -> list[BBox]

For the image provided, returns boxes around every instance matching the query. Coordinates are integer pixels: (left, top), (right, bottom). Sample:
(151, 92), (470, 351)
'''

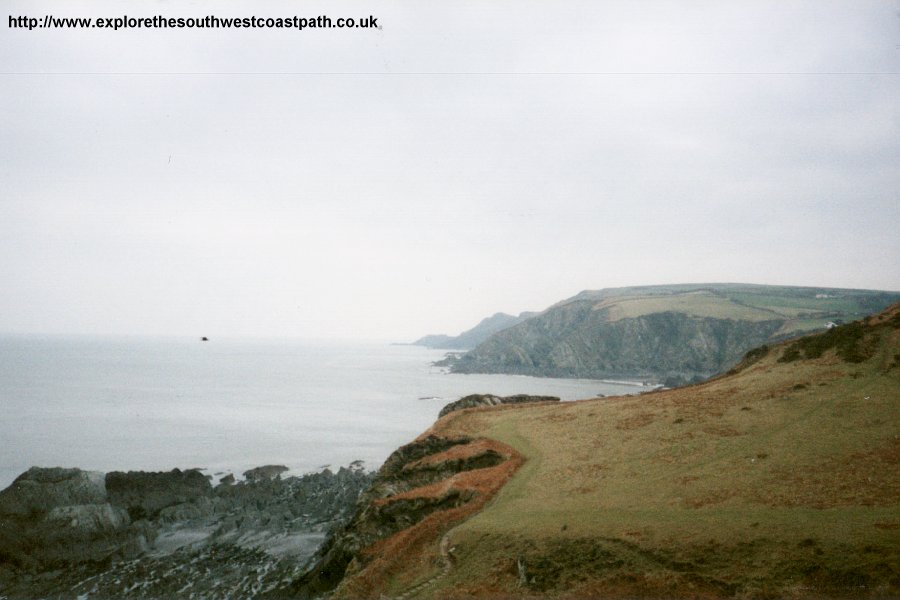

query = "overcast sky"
(1, 0), (898, 340)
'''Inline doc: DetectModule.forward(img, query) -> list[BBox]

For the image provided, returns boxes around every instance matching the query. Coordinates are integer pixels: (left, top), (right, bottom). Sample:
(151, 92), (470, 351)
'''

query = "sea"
(0, 336), (645, 490)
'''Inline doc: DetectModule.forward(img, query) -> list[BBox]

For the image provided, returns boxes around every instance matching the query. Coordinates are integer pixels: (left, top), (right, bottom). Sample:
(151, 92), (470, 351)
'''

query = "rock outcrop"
(281, 434), (522, 599)
(106, 468), (212, 520)
(0, 467), (150, 573)
(0, 466), (106, 516)
(0, 464), (374, 599)
(243, 465), (289, 481)
(437, 393), (560, 418)
(46, 503), (130, 533)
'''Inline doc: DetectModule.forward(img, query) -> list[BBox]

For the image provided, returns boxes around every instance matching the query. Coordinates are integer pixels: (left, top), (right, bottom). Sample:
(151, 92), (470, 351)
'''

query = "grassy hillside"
(448, 283), (900, 381)
(325, 303), (900, 599)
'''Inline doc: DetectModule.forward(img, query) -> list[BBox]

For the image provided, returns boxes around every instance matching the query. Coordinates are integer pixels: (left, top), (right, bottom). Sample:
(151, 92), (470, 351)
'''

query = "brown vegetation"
(333, 439), (523, 599)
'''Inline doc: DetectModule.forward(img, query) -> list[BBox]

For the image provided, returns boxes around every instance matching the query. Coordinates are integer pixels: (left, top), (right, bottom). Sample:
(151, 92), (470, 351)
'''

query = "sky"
(1, 0), (899, 340)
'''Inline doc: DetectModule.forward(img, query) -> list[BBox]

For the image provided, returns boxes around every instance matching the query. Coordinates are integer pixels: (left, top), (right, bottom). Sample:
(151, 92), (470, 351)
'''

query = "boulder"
(46, 503), (130, 532)
(157, 496), (215, 524)
(0, 468), (149, 573)
(243, 465), (289, 481)
(0, 467), (106, 516)
(106, 468), (212, 520)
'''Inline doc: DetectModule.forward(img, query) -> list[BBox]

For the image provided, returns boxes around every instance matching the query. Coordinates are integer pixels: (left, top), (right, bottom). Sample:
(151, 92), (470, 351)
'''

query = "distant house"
(825, 322), (838, 329)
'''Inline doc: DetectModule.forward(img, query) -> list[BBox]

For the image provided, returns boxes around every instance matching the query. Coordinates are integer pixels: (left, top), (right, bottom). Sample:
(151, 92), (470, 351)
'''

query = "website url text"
(8, 14), (379, 32)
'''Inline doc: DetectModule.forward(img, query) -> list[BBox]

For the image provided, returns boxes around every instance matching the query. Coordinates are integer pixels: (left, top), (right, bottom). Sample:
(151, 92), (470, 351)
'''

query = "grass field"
(357, 305), (900, 598)
(596, 291), (780, 322)
(585, 285), (899, 340)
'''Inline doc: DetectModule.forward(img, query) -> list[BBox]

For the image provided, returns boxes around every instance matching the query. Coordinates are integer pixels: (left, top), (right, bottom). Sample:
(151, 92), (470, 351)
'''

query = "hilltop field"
(320, 304), (900, 599)
(565, 283), (897, 338)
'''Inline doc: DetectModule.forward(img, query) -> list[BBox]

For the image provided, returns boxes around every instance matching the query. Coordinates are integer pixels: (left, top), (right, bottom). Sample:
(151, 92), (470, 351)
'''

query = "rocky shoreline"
(0, 463), (373, 599)
(0, 394), (560, 599)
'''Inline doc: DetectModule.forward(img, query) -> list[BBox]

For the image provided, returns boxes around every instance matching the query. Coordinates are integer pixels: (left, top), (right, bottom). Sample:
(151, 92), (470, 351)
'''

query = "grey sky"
(1, 1), (898, 340)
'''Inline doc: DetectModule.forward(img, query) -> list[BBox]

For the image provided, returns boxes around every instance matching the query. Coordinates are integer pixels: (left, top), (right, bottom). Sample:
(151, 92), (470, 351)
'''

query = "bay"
(0, 335), (642, 489)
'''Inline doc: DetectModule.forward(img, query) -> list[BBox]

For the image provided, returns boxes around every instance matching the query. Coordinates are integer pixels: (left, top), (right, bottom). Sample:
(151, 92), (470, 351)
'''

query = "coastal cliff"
(3, 306), (898, 598)
(450, 309), (784, 381)
(295, 304), (900, 598)
(414, 311), (535, 350)
(281, 395), (557, 599)
(441, 283), (900, 382)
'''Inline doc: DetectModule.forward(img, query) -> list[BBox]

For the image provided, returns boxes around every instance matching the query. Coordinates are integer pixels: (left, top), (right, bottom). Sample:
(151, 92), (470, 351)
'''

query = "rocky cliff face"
(438, 284), (900, 382)
(449, 309), (784, 381)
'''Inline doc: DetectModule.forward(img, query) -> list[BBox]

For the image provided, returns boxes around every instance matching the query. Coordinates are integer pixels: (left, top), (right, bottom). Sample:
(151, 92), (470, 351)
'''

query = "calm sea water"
(0, 336), (641, 489)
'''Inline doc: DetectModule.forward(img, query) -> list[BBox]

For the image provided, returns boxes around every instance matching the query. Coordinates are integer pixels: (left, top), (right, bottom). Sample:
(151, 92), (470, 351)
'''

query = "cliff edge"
(295, 303), (900, 599)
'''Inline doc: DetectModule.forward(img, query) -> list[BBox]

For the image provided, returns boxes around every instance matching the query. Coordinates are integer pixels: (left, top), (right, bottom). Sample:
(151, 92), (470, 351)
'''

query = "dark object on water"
(201, 337), (209, 341)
